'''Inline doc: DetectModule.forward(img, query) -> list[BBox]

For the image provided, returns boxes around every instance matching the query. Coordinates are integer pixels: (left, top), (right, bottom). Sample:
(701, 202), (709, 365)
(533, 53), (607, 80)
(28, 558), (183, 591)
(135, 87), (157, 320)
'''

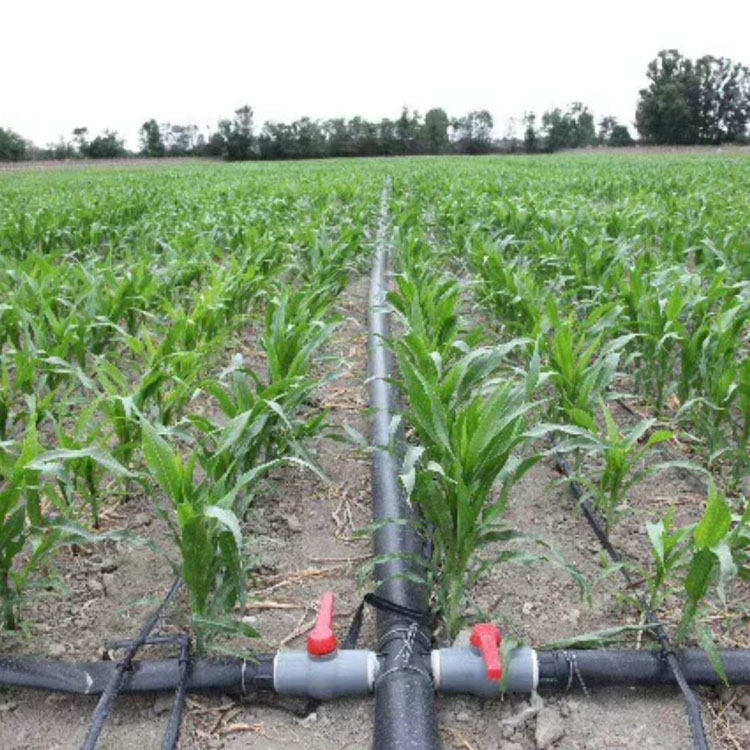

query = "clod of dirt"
(535, 706), (566, 749)
(48, 643), (66, 658)
(296, 711), (318, 727)
(284, 513), (302, 532)
(132, 511), (152, 528)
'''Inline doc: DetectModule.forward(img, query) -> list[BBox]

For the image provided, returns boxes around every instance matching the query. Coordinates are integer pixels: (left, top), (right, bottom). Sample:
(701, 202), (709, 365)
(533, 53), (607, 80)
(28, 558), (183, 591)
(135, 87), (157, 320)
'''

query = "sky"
(3, 0), (750, 150)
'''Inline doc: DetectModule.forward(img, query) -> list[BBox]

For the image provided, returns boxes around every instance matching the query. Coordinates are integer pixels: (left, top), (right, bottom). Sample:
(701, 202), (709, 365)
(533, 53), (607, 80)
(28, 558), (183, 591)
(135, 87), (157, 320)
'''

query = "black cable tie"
(364, 592), (432, 624)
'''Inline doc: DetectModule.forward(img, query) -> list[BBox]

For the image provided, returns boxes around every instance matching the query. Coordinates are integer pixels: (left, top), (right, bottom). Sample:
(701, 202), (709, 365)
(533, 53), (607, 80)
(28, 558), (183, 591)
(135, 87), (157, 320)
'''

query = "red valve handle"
(307, 592), (338, 657)
(470, 623), (503, 682)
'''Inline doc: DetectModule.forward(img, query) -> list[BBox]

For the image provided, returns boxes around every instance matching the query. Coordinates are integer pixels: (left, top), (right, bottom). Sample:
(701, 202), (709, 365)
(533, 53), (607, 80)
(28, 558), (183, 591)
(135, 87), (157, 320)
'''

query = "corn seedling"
(555, 402), (682, 531)
(394, 331), (539, 637)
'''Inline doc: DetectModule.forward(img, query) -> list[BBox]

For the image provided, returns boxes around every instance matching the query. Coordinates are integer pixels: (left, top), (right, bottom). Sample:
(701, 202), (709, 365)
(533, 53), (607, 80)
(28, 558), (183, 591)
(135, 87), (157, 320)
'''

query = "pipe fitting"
(432, 646), (538, 697)
(274, 649), (379, 700)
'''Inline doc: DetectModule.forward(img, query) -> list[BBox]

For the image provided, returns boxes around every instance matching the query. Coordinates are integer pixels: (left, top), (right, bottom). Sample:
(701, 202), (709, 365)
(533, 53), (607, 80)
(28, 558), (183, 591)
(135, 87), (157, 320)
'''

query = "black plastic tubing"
(368, 182), (441, 750)
(4, 649), (750, 698)
(0, 655), (274, 695)
(538, 649), (750, 689)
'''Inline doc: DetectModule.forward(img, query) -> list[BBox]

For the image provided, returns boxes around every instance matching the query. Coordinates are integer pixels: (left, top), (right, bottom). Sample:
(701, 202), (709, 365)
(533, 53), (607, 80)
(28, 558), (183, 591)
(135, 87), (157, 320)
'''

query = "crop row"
(0, 162), (383, 642)
(386, 156), (750, 664)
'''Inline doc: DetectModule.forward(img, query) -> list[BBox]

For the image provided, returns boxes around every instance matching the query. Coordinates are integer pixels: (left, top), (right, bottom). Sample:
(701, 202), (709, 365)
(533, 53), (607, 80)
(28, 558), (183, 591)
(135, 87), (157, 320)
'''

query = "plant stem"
(0, 572), (17, 631)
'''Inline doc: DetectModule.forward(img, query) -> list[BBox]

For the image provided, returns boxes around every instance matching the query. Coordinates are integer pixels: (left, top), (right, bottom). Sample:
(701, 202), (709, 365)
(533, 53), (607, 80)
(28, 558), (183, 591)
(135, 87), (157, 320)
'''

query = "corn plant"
(0, 423), (67, 629)
(141, 421), (268, 631)
(388, 266), (462, 359)
(644, 484), (749, 677)
(555, 402), (682, 531)
(193, 359), (325, 481)
(679, 483), (750, 639)
(543, 299), (632, 425)
(394, 332), (539, 637)
(262, 288), (339, 384)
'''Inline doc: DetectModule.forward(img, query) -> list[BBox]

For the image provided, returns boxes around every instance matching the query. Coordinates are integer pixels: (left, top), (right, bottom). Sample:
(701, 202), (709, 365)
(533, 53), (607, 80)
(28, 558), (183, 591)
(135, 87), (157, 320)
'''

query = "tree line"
(2, 49), (748, 162)
(0, 106), (494, 163)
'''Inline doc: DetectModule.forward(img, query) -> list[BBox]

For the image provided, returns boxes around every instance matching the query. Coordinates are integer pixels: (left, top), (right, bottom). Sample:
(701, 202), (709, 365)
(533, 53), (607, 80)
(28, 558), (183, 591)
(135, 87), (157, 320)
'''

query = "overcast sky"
(3, 0), (750, 149)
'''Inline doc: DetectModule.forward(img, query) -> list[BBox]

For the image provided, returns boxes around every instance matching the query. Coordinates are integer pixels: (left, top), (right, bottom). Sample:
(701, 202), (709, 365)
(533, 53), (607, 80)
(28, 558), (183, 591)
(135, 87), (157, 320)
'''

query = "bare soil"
(0, 158), (219, 174)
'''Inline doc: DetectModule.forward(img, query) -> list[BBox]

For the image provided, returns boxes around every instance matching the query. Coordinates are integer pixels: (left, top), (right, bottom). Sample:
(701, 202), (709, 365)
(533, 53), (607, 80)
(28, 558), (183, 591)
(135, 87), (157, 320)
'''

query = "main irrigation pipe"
(368, 182), (441, 750)
(3, 647), (750, 696)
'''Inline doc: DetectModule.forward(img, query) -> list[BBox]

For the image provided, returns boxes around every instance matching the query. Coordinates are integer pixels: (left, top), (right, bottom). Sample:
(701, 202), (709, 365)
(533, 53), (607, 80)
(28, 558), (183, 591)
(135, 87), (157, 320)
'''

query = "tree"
(164, 124), (199, 156)
(636, 50), (750, 144)
(541, 103), (596, 151)
(523, 112), (539, 153)
(454, 110), (494, 153)
(324, 118), (349, 157)
(598, 116), (634, 146)
(0, 128), (29, 161)
(610, 124), (634, 146)
(377, 118), (397, 155)
(422, 108), (450, 154)
(395, 107), (422, 154)
(80, 130), (126, 158)
(44, 138), (77, 160)
(219, 105), (255, 161)
(635, 50), (701, 144)
(598, 116), (618, 144)
(695, 55), (750, 142)
(72, 127), (89, 156)
(203, 130), (226, 157)
(139, 119), (165, 157)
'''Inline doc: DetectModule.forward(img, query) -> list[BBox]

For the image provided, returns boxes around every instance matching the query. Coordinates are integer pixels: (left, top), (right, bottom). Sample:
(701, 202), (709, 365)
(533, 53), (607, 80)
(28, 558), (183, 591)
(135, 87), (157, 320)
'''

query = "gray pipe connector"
(274, 650), (379, 700)
(432, 646), (538, 697)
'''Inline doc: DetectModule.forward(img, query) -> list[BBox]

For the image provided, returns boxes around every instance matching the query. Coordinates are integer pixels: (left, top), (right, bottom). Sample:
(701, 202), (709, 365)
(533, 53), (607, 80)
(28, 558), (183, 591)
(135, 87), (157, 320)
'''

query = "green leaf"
(141, 420), (183, 502)
(699, 624), (728, 686)
(205, 506), (243, 552)
(684, 548), (716, 605)
(695, 484), (731, 549)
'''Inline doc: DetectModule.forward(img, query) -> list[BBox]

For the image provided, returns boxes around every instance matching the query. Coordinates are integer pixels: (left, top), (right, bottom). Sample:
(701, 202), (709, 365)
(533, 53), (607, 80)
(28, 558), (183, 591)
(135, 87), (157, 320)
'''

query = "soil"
(0, 158), (219, 173)
(1, 271), (749, 750)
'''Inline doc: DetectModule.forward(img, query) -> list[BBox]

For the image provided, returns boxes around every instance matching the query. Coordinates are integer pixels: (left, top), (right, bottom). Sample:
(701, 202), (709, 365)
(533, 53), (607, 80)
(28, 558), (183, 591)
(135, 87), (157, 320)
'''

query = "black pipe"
(368, 183), (441, 750)
(0, 655), (275, 695)
(538, 648), (750, 689)
(3, 648), (750, 698)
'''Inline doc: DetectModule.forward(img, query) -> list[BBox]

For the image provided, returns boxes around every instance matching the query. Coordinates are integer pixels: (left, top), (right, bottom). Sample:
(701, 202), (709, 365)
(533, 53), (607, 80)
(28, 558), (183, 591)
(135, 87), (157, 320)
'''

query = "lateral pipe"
(3, 648), (750, 697)
(554, 450), (710, 750)
(368, 182), (441, 750)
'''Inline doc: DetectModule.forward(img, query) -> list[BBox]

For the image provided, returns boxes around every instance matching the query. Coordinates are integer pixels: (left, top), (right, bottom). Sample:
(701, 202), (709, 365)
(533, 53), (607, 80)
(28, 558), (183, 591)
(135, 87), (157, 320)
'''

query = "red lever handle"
(307, 592), (338, 657)
(470, 623), (503, 682)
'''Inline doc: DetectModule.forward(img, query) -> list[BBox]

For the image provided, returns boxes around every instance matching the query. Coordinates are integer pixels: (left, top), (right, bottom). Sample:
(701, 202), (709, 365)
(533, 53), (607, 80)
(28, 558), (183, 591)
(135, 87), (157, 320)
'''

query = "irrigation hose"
(554, 451), (711, 750)
(368, 180), (441, 750)
(80, 577), (183, 750)
(162, 636), (190, 750)
(3, 648), (750, 698)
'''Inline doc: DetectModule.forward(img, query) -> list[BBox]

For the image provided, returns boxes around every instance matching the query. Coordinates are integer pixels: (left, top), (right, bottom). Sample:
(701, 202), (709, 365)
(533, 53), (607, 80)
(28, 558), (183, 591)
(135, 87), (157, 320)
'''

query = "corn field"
(1, 154), (749, 670)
